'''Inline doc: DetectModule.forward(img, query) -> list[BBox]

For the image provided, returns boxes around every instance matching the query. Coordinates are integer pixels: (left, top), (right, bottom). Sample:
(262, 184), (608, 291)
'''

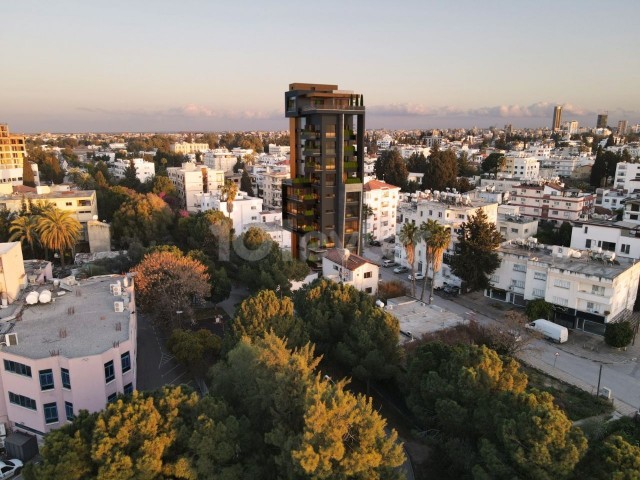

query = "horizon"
(2, 0), (639, 133)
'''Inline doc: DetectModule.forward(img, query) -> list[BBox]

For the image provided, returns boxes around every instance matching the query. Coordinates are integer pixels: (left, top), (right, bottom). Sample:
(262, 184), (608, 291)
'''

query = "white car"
(408, 273), (425, 281)
(0, 459), (23, 478)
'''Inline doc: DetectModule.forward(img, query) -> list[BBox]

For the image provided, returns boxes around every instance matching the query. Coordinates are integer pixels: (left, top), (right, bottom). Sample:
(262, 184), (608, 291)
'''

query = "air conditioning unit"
(114, 301), (124, 313)
(3, 333), (18, 346)
(110, 284), (122, 296)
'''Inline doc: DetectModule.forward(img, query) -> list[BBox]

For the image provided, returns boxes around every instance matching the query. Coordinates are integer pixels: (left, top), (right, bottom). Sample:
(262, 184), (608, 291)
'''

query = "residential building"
(169, 142), (209, 154)
(618, 120), (628, 135)
(623, 199), (640, 226)
(496, 206), (538, 241)
(568, 121), (579, 135)
(109, 158), (155, 183)
(203, 149), (238, 173)
(570, 220), (640, 259)
(486, 242), (640, 335)
(0, 187), (98, 241)
(167, 163), (225, 212)
(509, 183), (595, 223)
(552, 106), (562, 132)
(395, 192), (498, 286)
(267, 144), (290, 156)
(0, 124), (38, 186)
(363, 180), (400, 241)
(322, 248), (379, 295)
(282, 83), (365, 261)
(597, 114), (608, 129)
(538, 155), (582, 178)
(594, 188), (631, 211)
(501, 156), (540, 179)
(614, 162), (640, 192)
(195, 190), (268, 232)
(0, 252), (137, 437)
(0, 243), (26, 305)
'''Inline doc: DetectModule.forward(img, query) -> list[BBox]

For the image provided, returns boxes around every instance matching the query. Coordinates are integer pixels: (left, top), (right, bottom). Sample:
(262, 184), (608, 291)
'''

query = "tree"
(423, 146), (459, 192)
(481, 152), (505, 177)
(119, 158), (141, 190)
(294, 279), (402, 387)
(9, 214), (40, 258)
(36, 208), (82, 267)
(131, 250), (210, 331)
(457, 151), (476, 177)
(176, 210), (233, 262)
(22, 161), (36, 188)
(404, 342), (587, 479)
(0, 208), (16, 243)
(112, 192), (173, 247)
(230, 290), (307, 348)
(450, 209), (503, 292)
(525, 298), (553, 320)
(421, 220), (451, 303)
(151, 175), (176, 196)
(406, 152), (428, 174)
(169, 329), (221, 374)
(605, 321), (634, 348)
(361, 203), (374, 251)
(377, 280), (408, 303)
(220, 179), (239, 214)
(399, 222), (420, 297)
(374, 150), (408, 190)
(558, 221), (573, 247)
(240, 170), (253, 196)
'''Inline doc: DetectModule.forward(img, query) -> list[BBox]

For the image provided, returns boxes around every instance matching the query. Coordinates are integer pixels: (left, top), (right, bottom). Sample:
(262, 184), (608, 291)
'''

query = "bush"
(377, 280), (408, 302)
(605, 321), (634, 348)
(525, 298), (553, 320)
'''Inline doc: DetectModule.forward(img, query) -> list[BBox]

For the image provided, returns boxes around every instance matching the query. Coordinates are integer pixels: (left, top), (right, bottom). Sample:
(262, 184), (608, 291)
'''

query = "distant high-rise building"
(552, 106), (562, 132)
(618, 120), (628, 135)
(0, 123), (27, 185)
(282, 83), (365, 263)
(504, 124), (513, 135)
(597, 114), (608, 129)
(568, 121), (579, 135)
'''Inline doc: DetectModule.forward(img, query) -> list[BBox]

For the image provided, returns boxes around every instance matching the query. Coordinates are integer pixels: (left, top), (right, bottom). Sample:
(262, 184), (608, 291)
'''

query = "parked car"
(369, 240), (382, 247)
(0, 459), (23, 478)
(393, 265), (408, 274)
(408, 273), (425, 281)
(382, 260), (396, 267)
(442, 285), (460, 296)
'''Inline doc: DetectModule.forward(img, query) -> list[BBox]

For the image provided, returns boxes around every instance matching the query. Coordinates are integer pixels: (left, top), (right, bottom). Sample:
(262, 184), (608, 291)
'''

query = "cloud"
(77, 104), (280, 120)
(369, 101), (597, 119)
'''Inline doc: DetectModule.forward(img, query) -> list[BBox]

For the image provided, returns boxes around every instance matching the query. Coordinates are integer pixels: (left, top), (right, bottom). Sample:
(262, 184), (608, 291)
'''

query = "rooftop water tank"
(38, 290), (52, 304)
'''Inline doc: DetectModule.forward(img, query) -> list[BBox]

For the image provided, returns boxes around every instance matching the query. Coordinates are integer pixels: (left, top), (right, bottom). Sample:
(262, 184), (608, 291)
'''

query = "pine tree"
(22, 160), (36, 187)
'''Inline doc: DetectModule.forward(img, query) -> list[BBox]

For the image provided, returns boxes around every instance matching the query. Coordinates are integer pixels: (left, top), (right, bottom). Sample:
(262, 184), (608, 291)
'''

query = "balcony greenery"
(345, 177), (362, 184)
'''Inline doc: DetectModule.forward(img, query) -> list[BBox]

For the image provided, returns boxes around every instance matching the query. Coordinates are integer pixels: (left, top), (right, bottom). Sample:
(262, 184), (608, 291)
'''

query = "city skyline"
(2, 0), (639, 133)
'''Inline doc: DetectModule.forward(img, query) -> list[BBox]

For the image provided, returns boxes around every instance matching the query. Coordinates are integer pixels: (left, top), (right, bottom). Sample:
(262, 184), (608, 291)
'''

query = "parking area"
(136, 313), (191, 391)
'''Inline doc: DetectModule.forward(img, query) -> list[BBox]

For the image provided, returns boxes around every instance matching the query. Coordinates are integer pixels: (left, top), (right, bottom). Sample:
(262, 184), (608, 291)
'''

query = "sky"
(2, 0), (639, 133)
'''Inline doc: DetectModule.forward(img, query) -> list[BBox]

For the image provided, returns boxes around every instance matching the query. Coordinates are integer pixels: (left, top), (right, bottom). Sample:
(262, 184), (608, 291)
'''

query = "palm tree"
(9, 215), (40, 259)
(399, 222), (420, 297)
(424, 220), (452, 304)
(220, 180), (238, 214)
(418, 221), (431, 302)
(36, 208), (82, 267)
(361, 203), (374, 251)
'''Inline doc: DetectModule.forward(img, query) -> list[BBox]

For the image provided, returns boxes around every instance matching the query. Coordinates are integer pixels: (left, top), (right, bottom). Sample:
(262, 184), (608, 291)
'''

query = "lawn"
(522, 364), (614, 421)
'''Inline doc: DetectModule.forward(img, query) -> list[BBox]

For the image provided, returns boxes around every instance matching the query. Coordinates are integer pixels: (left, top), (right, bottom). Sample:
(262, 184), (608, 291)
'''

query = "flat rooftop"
(0, 242), (19, 255)
(499, 242), (635, 280)
(387, 296), (464, 344)
(0, 190), (95, 200)
(2, 275), (132, 360)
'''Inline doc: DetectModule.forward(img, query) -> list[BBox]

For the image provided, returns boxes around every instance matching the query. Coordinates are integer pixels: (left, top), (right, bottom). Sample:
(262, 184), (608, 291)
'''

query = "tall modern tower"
(618, 120), (628, 135)
(552, 105), (562, 132)
(282, 83), (365, 265)
(0, 124), (27, 185)
(597, 114), (608, 129)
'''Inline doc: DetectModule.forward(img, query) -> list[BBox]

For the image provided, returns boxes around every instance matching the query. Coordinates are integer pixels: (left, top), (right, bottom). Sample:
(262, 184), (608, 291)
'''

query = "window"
(554, 279), (570, 289)
(621, 244), (631, 254)
(586, 239), (592, 248)
(61, 368), (71, 389)
(124, 383), (134, 395)
(591, 285), (605, 296)
(511, 280), (525, 289)
(490, 274), (499, 283)
(511, 228), (518, 233)
(513, 264), (527, 272)
(107, 393), (117, 403)
(364, 272), (372, 279)
(333, 265), (339, 271)
(534, 272), (547, 281)
(552, 210), (559, 215)
(365, 287), (373, 294)
(4, 360), (32, 377)
(552, 296), (569, 306)
(65, 401), (74, 420)
(104, 360), (115, 383)
(121, 352), (131, 373)
(39, 369), (54, 391)
(9, 392), (36, 410)
(532, 288), (545, 298)
(43, 402), (59, 424)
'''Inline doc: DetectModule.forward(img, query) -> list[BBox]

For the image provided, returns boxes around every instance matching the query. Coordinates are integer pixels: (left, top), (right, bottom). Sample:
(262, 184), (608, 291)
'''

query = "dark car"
(369, 240), (382, 247)
(443, 285), (460, 296)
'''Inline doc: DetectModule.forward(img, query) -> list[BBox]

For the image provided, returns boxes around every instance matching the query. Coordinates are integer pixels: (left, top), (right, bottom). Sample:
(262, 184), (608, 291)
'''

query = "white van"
(527, 319), (568, 343)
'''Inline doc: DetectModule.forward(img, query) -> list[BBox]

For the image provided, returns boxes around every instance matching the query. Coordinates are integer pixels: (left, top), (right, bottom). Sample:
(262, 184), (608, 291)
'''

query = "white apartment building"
(509, 183), (595, 223)
(539, 156), (582, 178)
(623, 199), (640, 226)
(376, 135), (393, 150)
(501, 156), (540, 179)
(487, 242), (640, 335)
(231, 148), (254, 158)
(203, 149), (239, 172)
(195, 190), (271, 233)
(0, 187), (97, 241)
(395, 193), (498, 286)
(267, 144), (290, 156)
(167, 163), (225, 213)
(496, 206), (538, 241)
(595, 188), (632, 211)
(261, 170), (288, 209)
(170, 142), (209, 154)
(570, 221), (640, 259)
(614, 162), (640, 192)
(363, 180), (400, 241)
(322, 248), (379, 295)
(109, 158), (155, 183)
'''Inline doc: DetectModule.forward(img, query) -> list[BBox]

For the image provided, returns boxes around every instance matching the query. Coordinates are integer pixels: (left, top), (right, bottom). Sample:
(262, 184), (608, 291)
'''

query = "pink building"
(0, 272), (137, 437)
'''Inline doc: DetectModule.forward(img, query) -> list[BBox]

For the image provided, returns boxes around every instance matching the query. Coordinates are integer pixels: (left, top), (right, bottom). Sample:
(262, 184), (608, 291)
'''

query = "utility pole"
(596, 364), (603, 397)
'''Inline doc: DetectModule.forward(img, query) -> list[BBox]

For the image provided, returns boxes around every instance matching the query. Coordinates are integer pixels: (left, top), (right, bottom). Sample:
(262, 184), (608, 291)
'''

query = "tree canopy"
(374, 149), (408, 190)
(112, 192), (173, 247)
(423, 145), (459, 192)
